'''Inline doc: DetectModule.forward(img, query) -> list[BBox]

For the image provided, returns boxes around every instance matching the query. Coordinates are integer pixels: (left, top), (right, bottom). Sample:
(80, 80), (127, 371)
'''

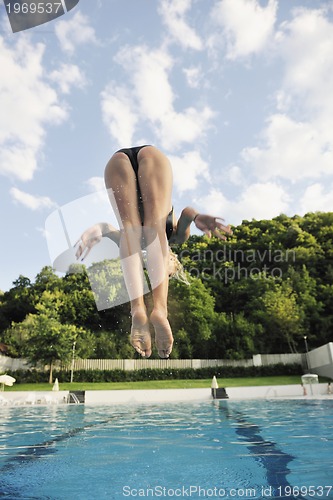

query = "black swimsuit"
(116, 146), (174, 240)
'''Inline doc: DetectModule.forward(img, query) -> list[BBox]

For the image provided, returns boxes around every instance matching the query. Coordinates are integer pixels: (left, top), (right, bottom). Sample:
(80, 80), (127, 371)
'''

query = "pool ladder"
(67, 391), (85, 404)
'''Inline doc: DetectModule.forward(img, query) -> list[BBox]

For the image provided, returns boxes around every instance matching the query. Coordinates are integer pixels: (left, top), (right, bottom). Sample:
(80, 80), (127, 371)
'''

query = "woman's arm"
(75, 222), (120, 261)
(169, 207), (198, 244)
(100, 222), (121, 246)
(170, 207), (232, 244)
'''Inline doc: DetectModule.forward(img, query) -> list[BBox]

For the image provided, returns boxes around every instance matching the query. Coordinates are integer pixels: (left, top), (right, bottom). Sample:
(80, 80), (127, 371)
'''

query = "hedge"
(7, 363), (302, 384)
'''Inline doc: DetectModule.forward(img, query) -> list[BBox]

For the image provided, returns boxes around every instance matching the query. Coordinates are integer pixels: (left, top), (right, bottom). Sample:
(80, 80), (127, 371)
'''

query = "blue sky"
(1, 0), (333, 292)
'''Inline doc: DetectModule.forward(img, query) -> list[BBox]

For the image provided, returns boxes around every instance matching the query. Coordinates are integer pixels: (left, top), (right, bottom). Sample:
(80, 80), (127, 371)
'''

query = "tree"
(2, 211), (332, 360)
(0, 275), (36, 331)
(2, 320), (31, 357)
(259, 283), (305, 353)
(210, 312), (261, 359)
(17, 290), (89, 383)
(23, 313), (79, 383)
(61, 271), (99, 329)
(33, 266), (63, 293)
(168, 276), (217, 358)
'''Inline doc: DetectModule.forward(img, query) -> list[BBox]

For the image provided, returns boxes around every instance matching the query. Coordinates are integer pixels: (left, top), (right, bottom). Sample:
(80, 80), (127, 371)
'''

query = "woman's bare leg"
(137, 146), (174, 358)
(104, 152), (151, 357)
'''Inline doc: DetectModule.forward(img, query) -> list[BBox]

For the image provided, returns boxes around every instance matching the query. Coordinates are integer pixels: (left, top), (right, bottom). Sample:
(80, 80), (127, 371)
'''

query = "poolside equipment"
(211, 376), (229, 399)
(301, 373), (319, 395)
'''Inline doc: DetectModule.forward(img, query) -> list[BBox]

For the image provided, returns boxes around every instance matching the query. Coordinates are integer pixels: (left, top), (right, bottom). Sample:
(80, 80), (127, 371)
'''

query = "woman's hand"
(193, 214), (232, 240)
(75, 224), (103, 261)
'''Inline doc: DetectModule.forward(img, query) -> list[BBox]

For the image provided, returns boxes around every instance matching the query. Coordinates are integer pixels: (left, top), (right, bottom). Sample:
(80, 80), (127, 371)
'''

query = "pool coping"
(0, 383), (332, 406)
(84, 383), (332, 404)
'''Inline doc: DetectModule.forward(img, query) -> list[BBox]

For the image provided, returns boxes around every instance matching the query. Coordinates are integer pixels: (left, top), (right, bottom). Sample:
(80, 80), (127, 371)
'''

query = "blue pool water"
(0, 399), (332, 499)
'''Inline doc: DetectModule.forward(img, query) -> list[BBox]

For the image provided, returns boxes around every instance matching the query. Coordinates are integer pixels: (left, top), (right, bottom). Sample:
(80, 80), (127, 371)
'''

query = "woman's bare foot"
(150, 309), (174, 359)
(130, 308), (152, 358)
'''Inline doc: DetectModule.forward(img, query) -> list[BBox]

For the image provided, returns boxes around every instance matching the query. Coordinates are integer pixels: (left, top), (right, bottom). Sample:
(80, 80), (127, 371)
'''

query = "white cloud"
(85, 176), (105, 193)
(197, 182), (289, 225)
(241, 7), (333, 184)
(101, 84), (138, 148)
(276, 8), (333, 107)
(10, 187), (56, 211)
(227, 165), (244, 186)
(0, 35), (67, 182)
(211, 0), (277, 59)
(55, 11), (98, 55)
(109, 45), (215, 150)
(158, 106), (214, 151)
(114, 46), (174, 121)
(242, 114), (333, 182)
(300, 183), (333, 214)
(183, 66), (203, 89)
(49, 63), (87, 94)
(169, 151), (211, 193)
(233, 181), (289, 221)
(159, 0), (203, 50)
(275, 7), (333, 147)
(195, 188), (229, 216)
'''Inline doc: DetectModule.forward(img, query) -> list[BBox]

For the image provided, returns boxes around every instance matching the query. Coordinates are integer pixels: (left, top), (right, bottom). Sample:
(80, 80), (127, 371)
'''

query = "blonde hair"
(141, 248), (190, 285)
(168, 249), (190, 285)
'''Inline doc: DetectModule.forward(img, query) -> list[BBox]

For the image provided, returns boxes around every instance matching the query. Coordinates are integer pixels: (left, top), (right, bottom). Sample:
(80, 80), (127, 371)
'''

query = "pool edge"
(1, 384), (332, 406)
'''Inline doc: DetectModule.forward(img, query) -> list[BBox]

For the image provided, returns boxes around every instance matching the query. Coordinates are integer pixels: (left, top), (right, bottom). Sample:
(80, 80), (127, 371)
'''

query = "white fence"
(1, 352), (303, 374)
(70, 358), (253, 372)
(67, 353), (302, 372)
(0, 355), (31, 372)
(253, 353), (303, 366)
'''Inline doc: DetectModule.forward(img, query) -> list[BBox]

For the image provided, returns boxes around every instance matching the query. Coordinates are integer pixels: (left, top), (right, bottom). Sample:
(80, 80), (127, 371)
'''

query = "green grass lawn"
(4, 375), (309, 392)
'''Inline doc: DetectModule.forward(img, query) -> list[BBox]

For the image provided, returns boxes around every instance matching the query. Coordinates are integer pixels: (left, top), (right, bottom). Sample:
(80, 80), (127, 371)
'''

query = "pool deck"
(0, 383), (332, 406)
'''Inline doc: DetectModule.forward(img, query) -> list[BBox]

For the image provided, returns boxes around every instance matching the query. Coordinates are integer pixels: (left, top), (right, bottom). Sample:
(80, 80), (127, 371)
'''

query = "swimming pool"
(0, 399), (332, 499)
